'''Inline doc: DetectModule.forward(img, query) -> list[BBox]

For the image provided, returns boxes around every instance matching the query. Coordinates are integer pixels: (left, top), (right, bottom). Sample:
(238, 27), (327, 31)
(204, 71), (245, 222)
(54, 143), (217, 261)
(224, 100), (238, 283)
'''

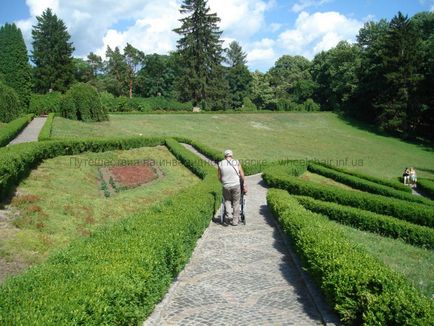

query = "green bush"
(106, 96), (192, 112)
(0, 114), (33, 146)
(0, 137), (165, 201)
(99, 91), (116, 113)
(314, 161), (410, 193)
(38, 113), (55, 141)
(0, 79), (20, 122)
(302, 98), (320, 112)
(295, 195), (434, 249)
(263, 165), (434, 227)
(241, 97), (257, 111)
(418, 178), (434, 199)
(29, 92), (62, 115)
(267, 189), (434, 325)
(0, 139), (220, 324)
(308, 163), (434, 206)
(60, 83), (108, 122)
(276, 98), (292, 111)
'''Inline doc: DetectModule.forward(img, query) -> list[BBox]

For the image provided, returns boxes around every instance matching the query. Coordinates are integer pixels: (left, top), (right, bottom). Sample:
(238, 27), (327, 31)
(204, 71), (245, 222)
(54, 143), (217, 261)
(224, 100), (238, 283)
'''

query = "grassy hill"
(52, 112), (434, 179)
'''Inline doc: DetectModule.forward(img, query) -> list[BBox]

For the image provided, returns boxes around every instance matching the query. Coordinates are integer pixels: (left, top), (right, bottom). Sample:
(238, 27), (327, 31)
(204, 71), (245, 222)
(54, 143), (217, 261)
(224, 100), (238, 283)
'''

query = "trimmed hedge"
(313, 161), (410, 193)
(175, 137), (309, 177)
(267, 189), (434, 325)
(0, 139), (220, 324)
(0, 137), (165, 201)
(418, 178), (434, 199)
(295, 195), (434, 249)
(165, 138), (215, 179)
(38, 113), (55, 141)
(28, 92), (62, 115)
(308, 163), (434, 206)
(0, 114), (33, 147)
(263, 165), (434, 228)
(107, 96), (192, 112)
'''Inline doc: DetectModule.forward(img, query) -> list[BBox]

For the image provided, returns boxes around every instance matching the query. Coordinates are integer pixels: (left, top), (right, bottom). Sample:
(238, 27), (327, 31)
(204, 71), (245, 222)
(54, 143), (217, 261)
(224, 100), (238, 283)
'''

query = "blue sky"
(1, 0), (433, 71)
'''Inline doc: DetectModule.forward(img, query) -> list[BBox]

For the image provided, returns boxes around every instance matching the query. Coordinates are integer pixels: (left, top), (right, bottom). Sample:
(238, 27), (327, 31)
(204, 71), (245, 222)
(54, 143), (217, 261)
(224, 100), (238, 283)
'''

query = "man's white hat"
(224, 149), (233, 157)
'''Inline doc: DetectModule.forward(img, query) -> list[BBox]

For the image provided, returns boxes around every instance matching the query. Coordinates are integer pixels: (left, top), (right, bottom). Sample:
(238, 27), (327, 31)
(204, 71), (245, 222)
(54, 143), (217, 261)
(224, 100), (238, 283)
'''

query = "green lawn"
(52, 113), (434, 179)
(299, 171), (357, 190)
(0, 146), (198, 267)
(340, 223), (434, 298)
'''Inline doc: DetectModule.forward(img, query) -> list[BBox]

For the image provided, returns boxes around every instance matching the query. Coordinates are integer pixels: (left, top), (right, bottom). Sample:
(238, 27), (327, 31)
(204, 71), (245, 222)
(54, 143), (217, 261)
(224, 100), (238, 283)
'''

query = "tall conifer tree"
(225, 41), (252, 109)
(379, 12), (422, 134)
(174, 0), (230, 109)
(31, 8), (75, 93)
(0, 23), (32, 109)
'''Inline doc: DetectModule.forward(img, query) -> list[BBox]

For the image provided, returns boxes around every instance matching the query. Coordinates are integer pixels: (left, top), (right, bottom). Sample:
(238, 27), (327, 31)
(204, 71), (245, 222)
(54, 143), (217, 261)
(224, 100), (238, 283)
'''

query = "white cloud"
(269, 23), (283, 33)
(246, 38), (277, 64)
(291, 0), (333, 13)
(26, 0), (60, 16)
(208, 0), (272, 39)
(95, 1), (181, 58)
(16, 0), (273, 64)
(278, 11), (363, 58)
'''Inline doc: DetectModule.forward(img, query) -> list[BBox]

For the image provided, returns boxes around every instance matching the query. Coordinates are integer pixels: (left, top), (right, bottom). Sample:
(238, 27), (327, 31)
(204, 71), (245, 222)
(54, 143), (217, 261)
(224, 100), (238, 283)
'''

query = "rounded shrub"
(99, 91), (116, 112)
(242, 97), (257, 111)
(0, 79), (20, 122)
(60, 83), (108, 122)
(303, 98), (320, 111)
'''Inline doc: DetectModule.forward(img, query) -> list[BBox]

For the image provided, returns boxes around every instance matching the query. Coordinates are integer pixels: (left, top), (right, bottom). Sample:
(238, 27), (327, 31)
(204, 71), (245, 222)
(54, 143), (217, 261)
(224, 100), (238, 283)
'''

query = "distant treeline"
(0, 2), (432, 140)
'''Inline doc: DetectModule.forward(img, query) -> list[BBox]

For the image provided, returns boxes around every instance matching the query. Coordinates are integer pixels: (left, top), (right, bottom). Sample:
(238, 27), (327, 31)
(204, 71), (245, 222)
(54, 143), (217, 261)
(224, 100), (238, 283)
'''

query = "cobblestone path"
(145, 146), (338, 325)
(7, 116), (46, 145)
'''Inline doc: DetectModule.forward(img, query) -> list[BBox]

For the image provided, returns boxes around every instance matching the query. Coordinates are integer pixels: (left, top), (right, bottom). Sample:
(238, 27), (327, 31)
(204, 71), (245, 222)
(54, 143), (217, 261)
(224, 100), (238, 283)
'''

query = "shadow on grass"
(337, 114), (434, 153)
(415, 167), (434, 175)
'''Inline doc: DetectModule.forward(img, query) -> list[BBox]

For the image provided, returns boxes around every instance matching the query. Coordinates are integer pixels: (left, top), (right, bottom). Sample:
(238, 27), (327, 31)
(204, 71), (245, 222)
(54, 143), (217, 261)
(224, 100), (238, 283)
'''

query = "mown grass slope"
(52, 112), (434, 179)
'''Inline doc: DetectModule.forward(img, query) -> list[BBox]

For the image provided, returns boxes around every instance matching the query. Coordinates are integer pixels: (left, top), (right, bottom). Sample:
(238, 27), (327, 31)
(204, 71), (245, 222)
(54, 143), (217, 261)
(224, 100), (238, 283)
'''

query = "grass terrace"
(0, 146), (198, 280)
(51, 112), (434, 179)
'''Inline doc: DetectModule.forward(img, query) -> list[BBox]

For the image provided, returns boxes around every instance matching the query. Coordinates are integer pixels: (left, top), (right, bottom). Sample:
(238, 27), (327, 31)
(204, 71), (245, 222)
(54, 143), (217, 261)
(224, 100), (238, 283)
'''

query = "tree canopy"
(31, 8), (75, 93)
(0, 23), (32, 109)
(174, 0), (230, 109)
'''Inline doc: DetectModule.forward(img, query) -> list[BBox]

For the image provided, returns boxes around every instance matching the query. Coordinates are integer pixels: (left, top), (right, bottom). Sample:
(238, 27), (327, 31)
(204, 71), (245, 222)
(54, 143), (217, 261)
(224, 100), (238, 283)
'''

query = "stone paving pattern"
(145, 170), (335, 325)
(8, 116), (47, 145)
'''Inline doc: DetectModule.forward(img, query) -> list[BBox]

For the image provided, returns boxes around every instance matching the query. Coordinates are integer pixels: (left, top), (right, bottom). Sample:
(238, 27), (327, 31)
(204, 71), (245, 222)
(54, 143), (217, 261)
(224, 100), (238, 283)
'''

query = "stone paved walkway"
(7, 116), (47, 146)
(145, 146), (339, 325)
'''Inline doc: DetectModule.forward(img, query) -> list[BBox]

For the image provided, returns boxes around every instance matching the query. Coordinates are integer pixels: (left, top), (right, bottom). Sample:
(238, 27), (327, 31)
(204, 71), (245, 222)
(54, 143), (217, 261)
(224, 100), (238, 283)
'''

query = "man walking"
(218, 149), (247, 226)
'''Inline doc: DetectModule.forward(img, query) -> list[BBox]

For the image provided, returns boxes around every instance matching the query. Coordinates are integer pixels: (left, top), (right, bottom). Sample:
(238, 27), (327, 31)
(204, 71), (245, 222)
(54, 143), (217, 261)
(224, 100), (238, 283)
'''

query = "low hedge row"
(313, 161), (410, 193)
(267, 189), (434, 325)
(106, 96), (192, 112)
(0, 114), (33, 147)
(175, 138), (310, 177)
(0, 139), (220, 325)
(174, 137), (267, 176)
(308, 163), (434, 206)
(38, 113), (55, 141)
(295, 195), (434, 249)
(175, 137), (221, 163)
(263, 165), (434, 228)
(0, 137), (165, 201)
(165, 138), (216, 179)
(418, 178), (434, 199)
